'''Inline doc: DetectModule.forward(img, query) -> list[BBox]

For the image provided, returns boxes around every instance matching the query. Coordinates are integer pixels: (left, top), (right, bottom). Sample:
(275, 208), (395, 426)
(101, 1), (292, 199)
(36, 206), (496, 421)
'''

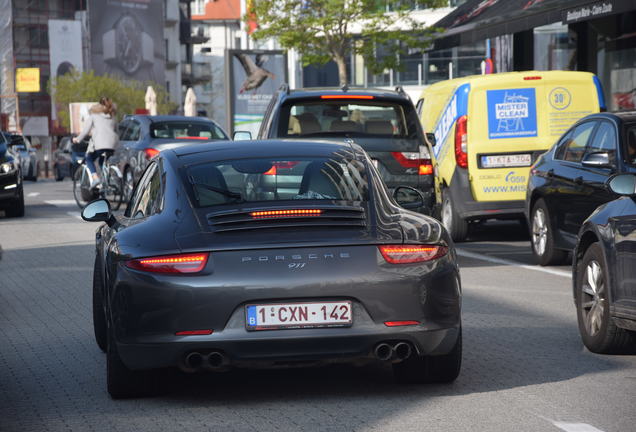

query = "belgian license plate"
(481, 154), (532, 168)
(246, 301), (353, 330)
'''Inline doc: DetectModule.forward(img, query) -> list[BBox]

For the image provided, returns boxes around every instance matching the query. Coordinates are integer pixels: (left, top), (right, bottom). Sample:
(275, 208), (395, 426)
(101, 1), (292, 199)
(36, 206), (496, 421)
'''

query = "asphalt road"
(1, 180), (635, 432)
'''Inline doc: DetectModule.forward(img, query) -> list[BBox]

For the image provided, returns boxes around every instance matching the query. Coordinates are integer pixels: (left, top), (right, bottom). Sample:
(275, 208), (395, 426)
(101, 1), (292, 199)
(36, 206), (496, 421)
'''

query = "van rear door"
(468, 71), (602, 203)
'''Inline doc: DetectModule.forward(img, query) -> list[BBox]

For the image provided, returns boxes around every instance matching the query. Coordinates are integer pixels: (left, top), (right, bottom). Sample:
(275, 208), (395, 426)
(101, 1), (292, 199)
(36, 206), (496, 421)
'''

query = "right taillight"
(391, 152), (433, 176)
(379, 245), (448, 264)
(454, 115), (468, 169)
(126, 252), (209, 273)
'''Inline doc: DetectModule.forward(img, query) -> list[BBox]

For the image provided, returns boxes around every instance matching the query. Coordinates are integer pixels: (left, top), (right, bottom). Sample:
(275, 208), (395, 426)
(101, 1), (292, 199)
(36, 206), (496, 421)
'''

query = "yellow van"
(417, 71), (605, 241)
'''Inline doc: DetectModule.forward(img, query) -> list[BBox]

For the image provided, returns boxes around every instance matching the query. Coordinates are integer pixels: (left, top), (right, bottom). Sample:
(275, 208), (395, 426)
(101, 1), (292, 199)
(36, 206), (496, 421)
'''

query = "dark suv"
(255, 86), (436, 215)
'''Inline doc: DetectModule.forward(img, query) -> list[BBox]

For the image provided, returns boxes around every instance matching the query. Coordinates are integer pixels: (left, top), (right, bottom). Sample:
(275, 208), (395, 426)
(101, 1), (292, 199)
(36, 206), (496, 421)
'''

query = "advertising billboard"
(48, 19), (83, 119)
(226, 49), (287, 135)
(16, 68), (40, 93)
(88, 0), (165, 83)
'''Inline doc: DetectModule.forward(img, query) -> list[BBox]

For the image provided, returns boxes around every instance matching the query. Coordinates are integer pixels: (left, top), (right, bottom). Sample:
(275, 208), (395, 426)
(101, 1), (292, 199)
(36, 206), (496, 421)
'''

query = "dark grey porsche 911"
(82, 139), (462, 398)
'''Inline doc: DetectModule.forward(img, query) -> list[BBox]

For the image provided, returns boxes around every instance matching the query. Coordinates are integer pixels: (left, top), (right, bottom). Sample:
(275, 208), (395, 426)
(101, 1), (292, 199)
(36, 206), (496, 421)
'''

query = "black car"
(0, 134), (24, 217)
(573, 173), (636, 354)
(526, 112), (636, 265)
(2, 132), (39, 181)
(82, 139), (461, 398)
(253, 86), (436, 216)
(114, 115), (229, 201)
(53, 136), (89, 181)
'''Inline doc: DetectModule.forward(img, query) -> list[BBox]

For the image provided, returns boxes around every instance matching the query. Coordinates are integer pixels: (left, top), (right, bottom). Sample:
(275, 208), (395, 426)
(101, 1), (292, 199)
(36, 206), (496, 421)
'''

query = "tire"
(73, 165), (97, 209)
(530, 198), (567, 266)
(4, 184), (25, 218)
(121, 168), (135, 208)
(393, 328), (462, 384)
(107, 328), (150, 399)
(93, 255), (107, 353)
(55, 165), (64, 181)
(576, 243), (636, 354)
(441, 188), (468, 242)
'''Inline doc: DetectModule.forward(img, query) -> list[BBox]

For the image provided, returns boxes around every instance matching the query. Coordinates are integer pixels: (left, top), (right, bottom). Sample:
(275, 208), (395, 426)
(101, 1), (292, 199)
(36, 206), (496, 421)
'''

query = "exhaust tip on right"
(394, 342), (412, 360)
(374, 343), (393, 361)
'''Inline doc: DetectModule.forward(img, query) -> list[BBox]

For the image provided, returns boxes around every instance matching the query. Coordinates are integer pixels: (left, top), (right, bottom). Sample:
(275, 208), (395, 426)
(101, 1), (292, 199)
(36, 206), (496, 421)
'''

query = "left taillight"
(126, 252), (209, 273)
(144, 148), (160, 160)
(379, 245), (447, 264)
(391, 152), (433, 176)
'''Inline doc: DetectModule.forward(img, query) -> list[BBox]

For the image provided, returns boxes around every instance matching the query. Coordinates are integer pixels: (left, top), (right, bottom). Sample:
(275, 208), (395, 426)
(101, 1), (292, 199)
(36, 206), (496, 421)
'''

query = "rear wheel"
(576, 243), (636, 354)
(104, 165), (123, 211)
(121, 168), (134, 207)
(393, 328), (462, 384)
(4, 184), (25, 218)
(441, 189), (468, 242)
(107, 327), (150, 399)
(93, 255), (107, 353)
(530, 198), (567, 266)
(55, 165), (64, 181)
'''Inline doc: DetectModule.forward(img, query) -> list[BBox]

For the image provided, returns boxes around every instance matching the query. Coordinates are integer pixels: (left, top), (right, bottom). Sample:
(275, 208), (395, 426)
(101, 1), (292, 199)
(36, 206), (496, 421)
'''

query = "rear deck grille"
(207, 206), (366, 233)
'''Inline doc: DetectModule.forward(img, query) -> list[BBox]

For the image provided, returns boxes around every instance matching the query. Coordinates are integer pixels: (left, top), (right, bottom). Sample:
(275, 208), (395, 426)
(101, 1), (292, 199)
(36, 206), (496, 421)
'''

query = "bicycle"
(73, 152), (124, 210)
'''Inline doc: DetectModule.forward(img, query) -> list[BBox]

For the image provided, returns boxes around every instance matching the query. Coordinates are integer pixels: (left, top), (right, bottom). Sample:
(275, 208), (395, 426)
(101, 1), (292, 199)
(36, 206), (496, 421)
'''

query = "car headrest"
(365, 120), (393, 135)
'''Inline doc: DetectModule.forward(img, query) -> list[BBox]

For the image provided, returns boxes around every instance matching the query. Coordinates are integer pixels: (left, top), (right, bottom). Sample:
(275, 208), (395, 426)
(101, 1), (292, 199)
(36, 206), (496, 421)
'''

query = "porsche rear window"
(187, 154), (369, 207)
(150, 121), (227, 140)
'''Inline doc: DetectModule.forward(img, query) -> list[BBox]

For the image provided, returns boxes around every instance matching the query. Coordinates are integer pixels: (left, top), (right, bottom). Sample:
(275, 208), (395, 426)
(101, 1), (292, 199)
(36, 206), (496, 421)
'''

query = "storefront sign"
(16, 68), (40, 92)
(563, 1), (625, 24)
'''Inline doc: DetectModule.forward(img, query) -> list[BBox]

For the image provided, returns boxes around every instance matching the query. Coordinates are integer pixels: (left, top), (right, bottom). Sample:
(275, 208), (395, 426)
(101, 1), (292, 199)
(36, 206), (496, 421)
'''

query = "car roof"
(576, 112), (636, 124)
(125, 115), (218, 124)
(170, 139), (365, 165)
(282, 87), (412, 103)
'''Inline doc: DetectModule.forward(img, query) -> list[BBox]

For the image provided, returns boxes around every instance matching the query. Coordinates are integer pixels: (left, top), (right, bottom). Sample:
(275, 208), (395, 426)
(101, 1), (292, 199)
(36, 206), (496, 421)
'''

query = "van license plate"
(246, 301), (353, 330)
(481, 154), (532, 168)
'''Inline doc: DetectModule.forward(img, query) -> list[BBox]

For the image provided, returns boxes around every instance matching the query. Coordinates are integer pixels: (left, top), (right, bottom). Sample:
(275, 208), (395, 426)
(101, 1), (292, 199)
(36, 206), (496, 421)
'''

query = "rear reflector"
(384, 321), (420, 327)
(144, 148), (160, 159)
(320, 95), (374, 99)
(175, 329), (213, 336)
(250, 209), (322, 218)
(126, 252), (209, 273)
(523, 76), (542, 80)
(379, 245), (448, 264)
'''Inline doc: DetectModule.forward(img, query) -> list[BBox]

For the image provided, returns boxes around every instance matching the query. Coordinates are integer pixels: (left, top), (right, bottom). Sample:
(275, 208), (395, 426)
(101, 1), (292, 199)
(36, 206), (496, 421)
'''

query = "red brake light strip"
(250, 209), (322, 218)
(320, 95), (374, 99)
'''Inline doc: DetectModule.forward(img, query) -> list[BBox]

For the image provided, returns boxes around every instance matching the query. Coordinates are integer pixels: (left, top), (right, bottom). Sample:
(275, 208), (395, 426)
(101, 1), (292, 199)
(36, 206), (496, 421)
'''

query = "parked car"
(114, 115), (229, 201)
(81, 139), (462, 398)
(53, 136), (89, 181)
(2, 132), (39, 181)
(0, 133), (24, 217)
(573, 173), (636, 354)
(254, 86), (436, 216)
(417, 71), (604, 241)
(526, 112), (636, 265)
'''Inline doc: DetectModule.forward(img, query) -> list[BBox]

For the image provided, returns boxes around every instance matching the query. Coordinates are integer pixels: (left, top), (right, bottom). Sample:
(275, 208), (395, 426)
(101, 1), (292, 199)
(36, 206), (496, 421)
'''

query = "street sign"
(16, 68), (40, 92)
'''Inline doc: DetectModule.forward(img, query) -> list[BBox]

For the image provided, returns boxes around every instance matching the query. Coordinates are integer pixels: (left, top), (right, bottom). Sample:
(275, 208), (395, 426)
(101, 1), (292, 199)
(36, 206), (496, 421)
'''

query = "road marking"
(456, 249), (571, 278)
(66, 211), (83, 221)
(27, 192), (40, 197)
(553, 422), (605, 432)
(44, 200), (77, 206)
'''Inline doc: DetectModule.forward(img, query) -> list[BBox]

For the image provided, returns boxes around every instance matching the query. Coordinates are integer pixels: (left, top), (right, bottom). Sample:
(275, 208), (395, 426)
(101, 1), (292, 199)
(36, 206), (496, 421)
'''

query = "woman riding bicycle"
(73, 97), (119, 188)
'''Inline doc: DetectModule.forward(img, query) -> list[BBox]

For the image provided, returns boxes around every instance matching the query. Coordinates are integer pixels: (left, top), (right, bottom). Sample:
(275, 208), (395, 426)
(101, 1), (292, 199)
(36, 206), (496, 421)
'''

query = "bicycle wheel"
(105, 166), (123, 211)
(73, 164), (97, 209)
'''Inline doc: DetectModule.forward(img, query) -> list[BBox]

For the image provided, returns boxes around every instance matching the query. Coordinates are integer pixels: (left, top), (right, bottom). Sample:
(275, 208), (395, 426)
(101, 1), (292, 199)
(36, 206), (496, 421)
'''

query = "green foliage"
(48, 71), (177, 129)
(249, 0), (446, 85)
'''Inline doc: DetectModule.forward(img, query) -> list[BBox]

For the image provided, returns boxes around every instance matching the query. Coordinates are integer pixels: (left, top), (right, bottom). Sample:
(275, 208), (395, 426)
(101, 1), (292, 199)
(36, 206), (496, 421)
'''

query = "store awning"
(432, 0), (636, 49)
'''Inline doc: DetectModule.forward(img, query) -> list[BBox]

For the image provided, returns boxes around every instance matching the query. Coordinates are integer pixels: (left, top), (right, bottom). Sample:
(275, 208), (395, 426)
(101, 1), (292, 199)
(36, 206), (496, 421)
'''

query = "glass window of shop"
(595, 12), (636, 111)
(425, 40), (485, 85)
(533, 22), (577, 71)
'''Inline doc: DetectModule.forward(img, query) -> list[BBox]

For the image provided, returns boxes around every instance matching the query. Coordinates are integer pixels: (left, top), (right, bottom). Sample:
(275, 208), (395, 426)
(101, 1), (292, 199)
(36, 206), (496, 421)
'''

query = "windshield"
(187, 154), (369, 207)
(150, 121), (227, 140)
(279, 99), (417, 139)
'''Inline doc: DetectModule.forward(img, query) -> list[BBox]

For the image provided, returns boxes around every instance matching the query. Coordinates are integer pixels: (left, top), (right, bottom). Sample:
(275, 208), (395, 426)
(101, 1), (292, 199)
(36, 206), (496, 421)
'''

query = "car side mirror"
(582, 152), (611, 168)
(425, 133), (436, 147)
(607, 174), (636, 196)
(233, 131), (252, 141)
(393, 186), (425, 210)
(81, 199), (114, 225)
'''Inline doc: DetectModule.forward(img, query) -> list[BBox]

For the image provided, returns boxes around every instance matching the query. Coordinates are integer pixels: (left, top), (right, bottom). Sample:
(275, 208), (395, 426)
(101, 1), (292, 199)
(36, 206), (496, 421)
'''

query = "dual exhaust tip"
(374, 342), (412, 362)
(184, 351), (227, 371)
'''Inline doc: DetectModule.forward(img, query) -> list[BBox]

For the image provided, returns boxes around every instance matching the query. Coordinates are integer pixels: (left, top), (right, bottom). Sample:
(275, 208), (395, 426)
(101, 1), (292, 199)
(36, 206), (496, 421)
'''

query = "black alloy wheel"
(4, 184), (25, 218)
(576, 243), (636, 354)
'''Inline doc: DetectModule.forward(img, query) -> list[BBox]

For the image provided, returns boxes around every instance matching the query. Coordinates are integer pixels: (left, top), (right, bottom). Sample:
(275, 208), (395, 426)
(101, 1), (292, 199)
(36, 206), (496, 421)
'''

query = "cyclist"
(73, 97), (119, 188)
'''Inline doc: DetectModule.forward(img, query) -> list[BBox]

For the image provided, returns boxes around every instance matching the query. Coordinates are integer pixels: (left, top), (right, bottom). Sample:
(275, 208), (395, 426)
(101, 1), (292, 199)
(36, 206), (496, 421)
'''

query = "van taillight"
(391, 152), (433, 176)
(454, 115), (468, 169)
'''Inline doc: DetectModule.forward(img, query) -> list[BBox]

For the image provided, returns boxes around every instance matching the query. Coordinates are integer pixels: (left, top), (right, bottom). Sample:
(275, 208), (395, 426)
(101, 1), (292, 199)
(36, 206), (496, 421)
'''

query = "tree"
(48, 71), (177, 130)
(249, 0), (446, 86)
